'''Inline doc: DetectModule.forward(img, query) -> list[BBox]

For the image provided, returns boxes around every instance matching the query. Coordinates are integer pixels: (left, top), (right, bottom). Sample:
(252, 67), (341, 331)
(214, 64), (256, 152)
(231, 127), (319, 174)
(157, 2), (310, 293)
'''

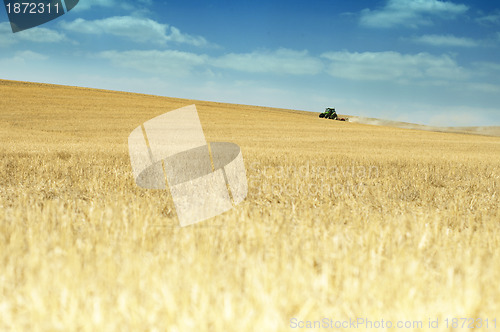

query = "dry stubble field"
(0, 79), (499, 331)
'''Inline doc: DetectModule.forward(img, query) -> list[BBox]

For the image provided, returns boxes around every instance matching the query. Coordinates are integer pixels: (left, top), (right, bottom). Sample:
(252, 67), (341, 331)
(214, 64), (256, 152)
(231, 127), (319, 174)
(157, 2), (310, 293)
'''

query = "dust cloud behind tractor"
(128, 105), (248, 227)
(5, 0), (80, 33)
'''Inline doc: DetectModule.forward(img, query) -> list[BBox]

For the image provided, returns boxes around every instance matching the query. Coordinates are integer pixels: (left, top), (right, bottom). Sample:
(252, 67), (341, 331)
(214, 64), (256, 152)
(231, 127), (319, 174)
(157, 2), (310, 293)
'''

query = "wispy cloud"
(98, 47), (473, 86)
(0, 51), (48, 69)
(98, 48), (324, 77)
(99, 50), (208, 76)
(412, 34), (478, 47)
(360, 0), (468, 28)
(61, 16), (210, 47)
(476, 12), (500, 25)
(321, 51), (466, 83)
(212, 49), (324, 75)
(14, 50), (48, 60)
(0, 22), (67, 46)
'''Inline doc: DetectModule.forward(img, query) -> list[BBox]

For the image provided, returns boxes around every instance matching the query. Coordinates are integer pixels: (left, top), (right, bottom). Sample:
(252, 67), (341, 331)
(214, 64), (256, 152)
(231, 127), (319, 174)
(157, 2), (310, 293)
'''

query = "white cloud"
(99, 50), (208, 76)
(16, 27), (67, 43)
(166, 27), (210, 47)
(60, 16), (209, 47)
(412, 34), (478, 47)
(212, 49), (323, 75)
(360, 0), (468, 28)
(466, 82), (500, 94)
(0, 22), (67, 46)
(0, 23), (15, 46)
(61, 17), (165, 42)
(477, 12), (500, 25)
(0, 51), (48, 69)
(321, 51), (466, 82)
(98, 47), (473, 83)
(15, 50), (49, 60)
(98, 48), (323, 77)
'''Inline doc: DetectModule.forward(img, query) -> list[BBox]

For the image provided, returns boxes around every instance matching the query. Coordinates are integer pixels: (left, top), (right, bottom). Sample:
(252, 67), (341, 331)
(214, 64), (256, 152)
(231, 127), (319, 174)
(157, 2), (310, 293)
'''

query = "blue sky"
(1, 0), (500, 126)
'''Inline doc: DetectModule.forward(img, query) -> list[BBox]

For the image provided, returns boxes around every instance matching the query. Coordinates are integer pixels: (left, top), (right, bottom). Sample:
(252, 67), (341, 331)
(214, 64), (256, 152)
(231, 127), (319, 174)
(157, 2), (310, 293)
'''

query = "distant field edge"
(2, 78), (499, 137)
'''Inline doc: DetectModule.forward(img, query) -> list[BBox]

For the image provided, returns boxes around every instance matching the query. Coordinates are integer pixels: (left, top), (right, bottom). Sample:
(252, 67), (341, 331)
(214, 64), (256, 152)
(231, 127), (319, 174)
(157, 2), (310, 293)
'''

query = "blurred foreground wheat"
(0, 80), (499, 331)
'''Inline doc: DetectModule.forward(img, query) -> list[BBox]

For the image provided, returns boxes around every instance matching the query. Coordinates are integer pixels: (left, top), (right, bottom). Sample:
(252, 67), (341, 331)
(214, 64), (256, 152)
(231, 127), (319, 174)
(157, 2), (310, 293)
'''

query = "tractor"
(318, 108), (349, 121)
(319, 107), (337, 119)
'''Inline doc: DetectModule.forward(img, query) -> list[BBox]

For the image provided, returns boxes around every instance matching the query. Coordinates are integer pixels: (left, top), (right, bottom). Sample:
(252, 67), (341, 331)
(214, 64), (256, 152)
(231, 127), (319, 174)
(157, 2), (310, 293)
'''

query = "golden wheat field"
(0, 79), (499, 331)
